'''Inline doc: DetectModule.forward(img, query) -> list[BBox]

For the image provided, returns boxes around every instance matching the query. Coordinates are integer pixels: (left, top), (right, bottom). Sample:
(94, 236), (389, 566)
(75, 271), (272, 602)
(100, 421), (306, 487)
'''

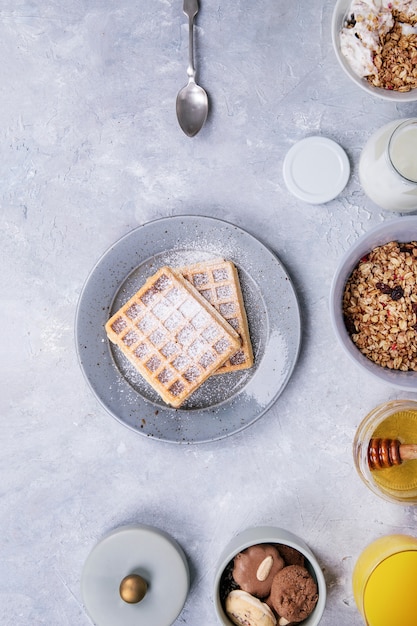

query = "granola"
(343, 241), (417, 370)
(371, 14), (417, 91)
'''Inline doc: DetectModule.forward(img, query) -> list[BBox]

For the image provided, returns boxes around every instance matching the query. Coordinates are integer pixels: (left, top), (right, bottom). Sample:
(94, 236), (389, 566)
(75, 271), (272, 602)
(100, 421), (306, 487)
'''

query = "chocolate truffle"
(233, 544), (285, 598)
(277, 544), (305, 567)
(269, 565), (318, 623)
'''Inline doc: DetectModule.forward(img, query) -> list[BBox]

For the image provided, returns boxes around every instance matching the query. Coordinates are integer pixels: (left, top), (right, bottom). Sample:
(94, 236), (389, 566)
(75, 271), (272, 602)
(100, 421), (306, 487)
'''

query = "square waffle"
(105, 266), (241, 408)
(180, 259), (253, 373)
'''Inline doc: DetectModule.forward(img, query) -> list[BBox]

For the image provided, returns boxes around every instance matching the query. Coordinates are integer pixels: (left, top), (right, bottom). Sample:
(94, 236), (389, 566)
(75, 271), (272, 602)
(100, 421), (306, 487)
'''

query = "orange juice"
(353, 535), (417, 625)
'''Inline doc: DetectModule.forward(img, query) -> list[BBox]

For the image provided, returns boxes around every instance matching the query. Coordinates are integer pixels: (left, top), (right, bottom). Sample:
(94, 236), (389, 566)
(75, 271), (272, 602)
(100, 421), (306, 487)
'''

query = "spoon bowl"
(176, 0), (208, 137)
(176, 79), (208, 137)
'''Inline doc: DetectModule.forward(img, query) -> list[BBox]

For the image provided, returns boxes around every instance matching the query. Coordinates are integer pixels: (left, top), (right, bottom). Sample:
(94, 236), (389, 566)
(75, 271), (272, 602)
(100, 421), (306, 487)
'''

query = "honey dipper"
(368, 438), (417, 470)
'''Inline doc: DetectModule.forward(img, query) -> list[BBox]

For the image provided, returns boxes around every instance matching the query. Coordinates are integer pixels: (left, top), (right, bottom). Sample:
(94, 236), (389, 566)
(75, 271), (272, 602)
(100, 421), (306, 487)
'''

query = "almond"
(256, 555), (274, 582)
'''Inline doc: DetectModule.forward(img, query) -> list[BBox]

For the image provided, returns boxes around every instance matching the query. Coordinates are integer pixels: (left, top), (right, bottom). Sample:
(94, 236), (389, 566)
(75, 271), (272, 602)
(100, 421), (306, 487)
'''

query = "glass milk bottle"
(359, 118), (417, 212)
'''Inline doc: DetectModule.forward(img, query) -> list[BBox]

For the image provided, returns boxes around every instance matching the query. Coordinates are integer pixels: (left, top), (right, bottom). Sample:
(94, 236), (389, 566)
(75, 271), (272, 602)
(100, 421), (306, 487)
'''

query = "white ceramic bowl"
(331, 0), (417, 102)
(213, 526), (326, 626)
(330, 217), (417, 391)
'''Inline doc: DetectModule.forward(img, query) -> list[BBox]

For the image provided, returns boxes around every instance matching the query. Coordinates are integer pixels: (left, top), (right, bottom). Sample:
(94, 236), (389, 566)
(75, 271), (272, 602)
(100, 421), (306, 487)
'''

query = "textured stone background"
(2, 1), (417, 624)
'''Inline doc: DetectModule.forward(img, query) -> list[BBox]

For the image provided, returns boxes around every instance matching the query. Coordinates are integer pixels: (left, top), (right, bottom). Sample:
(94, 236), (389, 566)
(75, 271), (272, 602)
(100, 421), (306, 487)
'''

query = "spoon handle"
(183, 0), (198, 18)
(183, 0), (199, 80)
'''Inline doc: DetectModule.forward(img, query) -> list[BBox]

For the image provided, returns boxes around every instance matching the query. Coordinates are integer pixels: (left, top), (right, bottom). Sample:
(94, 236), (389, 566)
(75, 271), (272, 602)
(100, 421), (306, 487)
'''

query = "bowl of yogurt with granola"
(332, 0), (417, 100)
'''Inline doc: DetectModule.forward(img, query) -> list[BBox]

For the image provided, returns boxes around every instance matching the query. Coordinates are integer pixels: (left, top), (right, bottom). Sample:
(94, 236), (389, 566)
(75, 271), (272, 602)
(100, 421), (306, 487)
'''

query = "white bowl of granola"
(330, 218), (417, 390)
(332, 0), (417, 101)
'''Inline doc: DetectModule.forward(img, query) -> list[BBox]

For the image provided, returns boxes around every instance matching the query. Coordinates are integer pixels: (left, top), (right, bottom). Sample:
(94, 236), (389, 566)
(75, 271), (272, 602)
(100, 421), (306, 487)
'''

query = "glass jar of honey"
(353, 399), (417, 504)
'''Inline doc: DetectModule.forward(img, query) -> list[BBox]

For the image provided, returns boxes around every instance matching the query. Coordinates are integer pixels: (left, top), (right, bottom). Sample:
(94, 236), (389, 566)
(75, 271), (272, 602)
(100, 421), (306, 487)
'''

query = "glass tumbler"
(352, 534), (417, 626)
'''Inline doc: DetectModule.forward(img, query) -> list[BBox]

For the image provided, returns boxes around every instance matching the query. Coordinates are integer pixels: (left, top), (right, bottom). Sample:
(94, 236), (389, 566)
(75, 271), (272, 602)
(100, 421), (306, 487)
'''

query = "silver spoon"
(176, 0), (208, 137)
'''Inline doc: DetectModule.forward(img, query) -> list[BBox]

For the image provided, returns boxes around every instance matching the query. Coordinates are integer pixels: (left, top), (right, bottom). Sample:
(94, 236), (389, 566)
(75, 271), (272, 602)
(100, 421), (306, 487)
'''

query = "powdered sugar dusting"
(108, 246), (267, 410)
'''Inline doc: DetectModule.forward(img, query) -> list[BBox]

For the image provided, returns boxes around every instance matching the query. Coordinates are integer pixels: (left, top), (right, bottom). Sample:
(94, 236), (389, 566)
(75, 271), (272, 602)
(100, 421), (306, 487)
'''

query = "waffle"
(105, 266), (241, 408)
(179, 259), (253, 373)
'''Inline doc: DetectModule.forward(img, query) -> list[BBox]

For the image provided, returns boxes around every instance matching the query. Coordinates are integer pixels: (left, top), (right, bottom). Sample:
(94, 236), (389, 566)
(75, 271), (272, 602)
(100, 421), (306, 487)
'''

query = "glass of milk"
(359, 118), (417, 212)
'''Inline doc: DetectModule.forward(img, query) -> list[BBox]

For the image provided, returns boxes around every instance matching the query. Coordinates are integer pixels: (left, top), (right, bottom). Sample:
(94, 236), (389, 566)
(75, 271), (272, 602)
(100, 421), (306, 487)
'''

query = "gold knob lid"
(81, 525), (189, 625)
(119, 574), (148, 604)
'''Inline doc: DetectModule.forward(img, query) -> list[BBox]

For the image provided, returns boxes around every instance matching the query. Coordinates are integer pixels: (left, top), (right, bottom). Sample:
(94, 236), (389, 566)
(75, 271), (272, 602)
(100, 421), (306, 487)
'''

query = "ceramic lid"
(283, 136), (350, 204)
(81, 524), (189, 626)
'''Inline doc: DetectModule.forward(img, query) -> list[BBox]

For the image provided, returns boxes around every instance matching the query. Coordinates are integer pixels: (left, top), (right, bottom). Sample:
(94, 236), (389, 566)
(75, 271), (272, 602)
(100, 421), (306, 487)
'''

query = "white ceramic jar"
(359, 118), (417, 213)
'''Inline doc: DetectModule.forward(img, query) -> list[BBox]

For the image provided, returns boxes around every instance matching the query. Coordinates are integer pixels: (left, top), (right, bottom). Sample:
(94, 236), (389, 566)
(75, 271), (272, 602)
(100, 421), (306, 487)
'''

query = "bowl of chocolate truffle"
(330, 217), (417, 390)
(214, 526), (326, 626)
(332, 0), (417, 101)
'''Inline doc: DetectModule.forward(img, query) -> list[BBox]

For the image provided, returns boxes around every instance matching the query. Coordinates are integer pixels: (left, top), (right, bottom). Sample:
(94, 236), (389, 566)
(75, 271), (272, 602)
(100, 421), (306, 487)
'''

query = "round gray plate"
(75, 215), (301, 443)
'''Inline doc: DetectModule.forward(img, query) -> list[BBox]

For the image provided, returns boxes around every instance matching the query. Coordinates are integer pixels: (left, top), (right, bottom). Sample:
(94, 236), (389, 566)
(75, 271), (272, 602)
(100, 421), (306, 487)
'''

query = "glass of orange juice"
(353, 535), (417, 625)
